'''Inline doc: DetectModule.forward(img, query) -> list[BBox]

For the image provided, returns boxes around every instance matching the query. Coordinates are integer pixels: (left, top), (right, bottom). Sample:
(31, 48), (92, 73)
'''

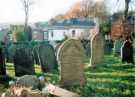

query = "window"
(72, 30), (75, 37)
(51, 31), (54, 38)
(44, 32), (48, 40)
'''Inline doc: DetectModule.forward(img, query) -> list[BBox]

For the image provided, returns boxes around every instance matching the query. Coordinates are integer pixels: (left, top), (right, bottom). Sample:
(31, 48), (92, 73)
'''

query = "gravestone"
(114, 39), (123, 56)
(55, 42), (62, 56)
(16, 75), (40, 89)
(33, 45), (40, 65)
(90, 32), (104, 67)
(81, 40), (91, 57)
(14, 47), (35, 76)
(7, 43), (16, 63)
(104, 40), (113, 55)
(57, 39), (85, 86)
(38, 43), (57, 72)
(0, 47), (6, 76)
(121, 40), (134, 63)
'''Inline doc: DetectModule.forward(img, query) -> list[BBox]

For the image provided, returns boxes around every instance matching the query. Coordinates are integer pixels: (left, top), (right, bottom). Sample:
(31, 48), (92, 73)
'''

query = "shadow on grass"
(83, 55), (135, 97)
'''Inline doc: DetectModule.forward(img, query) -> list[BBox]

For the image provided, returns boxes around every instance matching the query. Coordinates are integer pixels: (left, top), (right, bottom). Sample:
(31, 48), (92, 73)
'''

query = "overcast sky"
(0, 0), (128, 23)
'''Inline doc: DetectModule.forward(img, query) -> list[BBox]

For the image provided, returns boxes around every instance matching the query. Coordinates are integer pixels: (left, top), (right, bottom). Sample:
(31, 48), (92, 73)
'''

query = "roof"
(40, 17), (96, 28)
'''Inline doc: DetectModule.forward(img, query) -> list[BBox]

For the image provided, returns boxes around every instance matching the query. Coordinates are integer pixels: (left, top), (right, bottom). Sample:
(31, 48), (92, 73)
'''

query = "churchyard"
(0, 55), (135, 97)
(0, 37), (135, 97)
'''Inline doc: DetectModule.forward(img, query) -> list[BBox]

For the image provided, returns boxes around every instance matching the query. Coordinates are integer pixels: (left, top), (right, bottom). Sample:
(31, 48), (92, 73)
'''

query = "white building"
(33, 17), (96, 41)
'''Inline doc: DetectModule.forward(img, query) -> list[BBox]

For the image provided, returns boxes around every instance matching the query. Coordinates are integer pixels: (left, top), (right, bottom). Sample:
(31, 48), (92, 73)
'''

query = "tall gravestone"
(57, 39), (85, 86)
(121, 39), (134, 63)
(14, 47), (35, 76)
(38, 43), (57, 72)
(33, 45), (40, 65)
(90, 32), (104, 67)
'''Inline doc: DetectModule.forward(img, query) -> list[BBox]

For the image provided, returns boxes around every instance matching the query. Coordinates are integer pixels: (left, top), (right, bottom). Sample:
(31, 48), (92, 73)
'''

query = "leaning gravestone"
(38, 43), (57, 72)
(14, 47), (35, 76)
(90, 32), (104, 67)
(57, 39), (85, 86)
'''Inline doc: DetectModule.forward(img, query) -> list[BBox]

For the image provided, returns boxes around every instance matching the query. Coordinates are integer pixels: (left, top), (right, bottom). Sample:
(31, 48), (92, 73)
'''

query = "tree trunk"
(124, 0), (130, 20)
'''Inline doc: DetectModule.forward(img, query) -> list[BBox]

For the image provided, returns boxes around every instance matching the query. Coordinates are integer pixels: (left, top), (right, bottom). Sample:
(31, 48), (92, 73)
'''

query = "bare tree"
(124, 0), (131, 20)
(20, 0), (33, 33)
(64, 0), (108, 20)
(81, 0), (108, 20)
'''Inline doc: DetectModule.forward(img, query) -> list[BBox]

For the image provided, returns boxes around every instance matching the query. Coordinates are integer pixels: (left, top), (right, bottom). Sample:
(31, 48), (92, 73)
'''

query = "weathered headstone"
(14, 47), (35, 76)
(16, 75), (40, 89)
(121, 39), (134, 63)
(38, 43), (57, 72)
(33, 45), (40, 65)
(57, 39), (85, 86)
(0, 42), (6, 76)
(43, 84), (79, 97)
(7, 43), (16, 63)
(104, 40), (113, 55)
(114, 39), (123, 56)
(81, 40), (91, 57)
(55, 42), (62, 56)
(90, 32), (104, 67)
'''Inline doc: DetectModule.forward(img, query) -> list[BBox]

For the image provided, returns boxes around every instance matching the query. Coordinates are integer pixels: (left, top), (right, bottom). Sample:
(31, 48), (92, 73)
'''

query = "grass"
(0, 55), (135, 97)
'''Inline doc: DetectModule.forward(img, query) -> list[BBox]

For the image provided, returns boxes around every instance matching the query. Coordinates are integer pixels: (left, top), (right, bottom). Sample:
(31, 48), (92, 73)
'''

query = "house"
(111, 12), (135, 40)
(10, 25), (33, 42)
(33, 17), (96, 41)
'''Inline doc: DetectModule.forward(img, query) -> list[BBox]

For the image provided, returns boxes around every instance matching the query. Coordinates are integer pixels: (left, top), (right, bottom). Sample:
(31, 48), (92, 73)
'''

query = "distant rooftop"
(39, 17), (96, 28)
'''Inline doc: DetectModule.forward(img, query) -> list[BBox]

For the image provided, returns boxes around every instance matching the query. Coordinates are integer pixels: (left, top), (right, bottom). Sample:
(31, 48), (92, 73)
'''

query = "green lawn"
(0, 55), (135, 97)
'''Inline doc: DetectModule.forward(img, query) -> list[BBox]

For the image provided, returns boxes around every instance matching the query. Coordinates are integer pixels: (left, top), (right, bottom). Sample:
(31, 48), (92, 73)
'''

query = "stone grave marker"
(7, 43), (16, 63)
(0, 46), (6, 76)
(14, 47), (35, 76)
(44, 84), (79, 97)
(90, 32), (104, 67)
(104, 40), (113, 55)
(32, 45), (40, 65)
(81, 40), (91, 57)
(121, 40), (134, 63)
(114, 39), (123, 56)
(57, 39), (85, 86)
(38, 43), (57, 72)
(16, 75), (40, 89)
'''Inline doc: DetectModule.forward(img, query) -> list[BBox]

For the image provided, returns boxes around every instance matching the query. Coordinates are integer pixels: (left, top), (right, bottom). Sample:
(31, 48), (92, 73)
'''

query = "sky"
(0, 0), (130, 23)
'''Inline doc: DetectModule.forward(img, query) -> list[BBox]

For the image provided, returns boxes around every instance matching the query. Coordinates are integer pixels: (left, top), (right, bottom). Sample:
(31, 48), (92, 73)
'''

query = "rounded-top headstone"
(38, 43), (57, 72)
(57, 39), (85, 86)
